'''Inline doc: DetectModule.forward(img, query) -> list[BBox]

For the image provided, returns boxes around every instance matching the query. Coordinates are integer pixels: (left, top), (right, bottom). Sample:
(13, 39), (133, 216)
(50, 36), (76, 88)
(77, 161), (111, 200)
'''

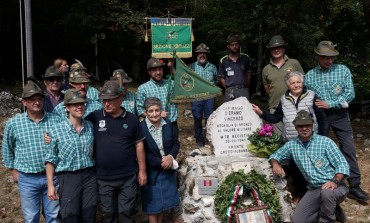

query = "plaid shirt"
(136, 78), (178, 122)
(2, 112), (59, 173)
(121, 91), (136, 115)
(45, 119), (95, 172)
(188, 61), (219, 85)
(270, 133), (349, 188)
(87, 86), (99, 101)
(53, 99), (102, 120)
(305, 64), (355, 109)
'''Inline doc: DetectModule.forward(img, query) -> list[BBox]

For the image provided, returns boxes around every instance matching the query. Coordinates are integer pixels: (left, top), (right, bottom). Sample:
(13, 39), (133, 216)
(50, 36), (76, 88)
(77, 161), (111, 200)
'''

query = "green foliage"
(50, 0), (370, 99)
(214, 170), (281, 223)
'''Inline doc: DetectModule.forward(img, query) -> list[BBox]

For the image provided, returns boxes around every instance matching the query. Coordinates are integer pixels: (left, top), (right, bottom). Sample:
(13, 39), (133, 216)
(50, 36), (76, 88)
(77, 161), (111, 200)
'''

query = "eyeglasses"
(47, 77), (62, 82)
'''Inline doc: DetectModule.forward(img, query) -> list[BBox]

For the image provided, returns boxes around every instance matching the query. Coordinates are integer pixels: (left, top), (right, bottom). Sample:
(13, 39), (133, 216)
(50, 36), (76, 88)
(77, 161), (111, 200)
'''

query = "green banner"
(151, 18), (192, 58)
(170, 54), (222, 103)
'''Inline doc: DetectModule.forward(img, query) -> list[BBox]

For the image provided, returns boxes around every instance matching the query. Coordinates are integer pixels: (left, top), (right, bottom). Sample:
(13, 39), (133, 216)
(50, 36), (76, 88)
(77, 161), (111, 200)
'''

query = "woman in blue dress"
(140, 97), (180, 223)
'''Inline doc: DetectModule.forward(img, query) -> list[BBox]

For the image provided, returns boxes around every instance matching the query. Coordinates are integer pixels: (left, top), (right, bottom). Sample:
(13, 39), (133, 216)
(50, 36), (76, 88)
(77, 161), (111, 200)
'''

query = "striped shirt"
(188, 61), (219, 85)
(269, 133), (349, 188)
(53, 99), (102, 120)
(45, 119), (95, 172)
(2, 112), (59, 173)
(121, 91), (136, 115)
(136, 78), (178, 122)
(305, 64), (355, 109)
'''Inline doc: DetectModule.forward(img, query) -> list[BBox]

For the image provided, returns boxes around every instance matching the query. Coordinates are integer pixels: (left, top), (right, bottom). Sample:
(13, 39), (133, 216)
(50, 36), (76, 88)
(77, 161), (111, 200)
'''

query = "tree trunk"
(131, 34), (143, 82)
(256, 24), (263, 96)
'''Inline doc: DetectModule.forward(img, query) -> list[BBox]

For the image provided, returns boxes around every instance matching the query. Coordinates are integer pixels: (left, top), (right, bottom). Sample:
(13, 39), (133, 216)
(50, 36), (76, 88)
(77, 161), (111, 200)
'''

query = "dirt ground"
(0, 88), (369, 222)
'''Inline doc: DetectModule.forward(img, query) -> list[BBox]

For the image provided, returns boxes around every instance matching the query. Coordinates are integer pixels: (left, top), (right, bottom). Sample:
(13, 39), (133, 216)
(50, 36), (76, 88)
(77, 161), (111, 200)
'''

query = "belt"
(23, 171), (46, 175)
(230, 85), (246, 89)
(57, 166), (94, 175)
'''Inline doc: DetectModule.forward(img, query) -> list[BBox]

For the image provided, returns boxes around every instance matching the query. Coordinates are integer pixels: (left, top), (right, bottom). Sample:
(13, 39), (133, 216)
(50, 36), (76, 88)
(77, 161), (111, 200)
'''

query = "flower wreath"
(214, 170), (281, 223)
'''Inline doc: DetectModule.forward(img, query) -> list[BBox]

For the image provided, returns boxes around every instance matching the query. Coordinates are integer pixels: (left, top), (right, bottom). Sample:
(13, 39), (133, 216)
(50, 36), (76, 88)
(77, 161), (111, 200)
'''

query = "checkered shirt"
(136, 78), (178, 122)
(121, 91), (136, 114)
(45, 119), (95, 172)
(53, 99), (102, 120)
(188, 61), (219, 85)
(269, 133), (349, 188)
(87, 86), (99, 101)
(2, 112), (59, 173)
(305, 64), (355, 109)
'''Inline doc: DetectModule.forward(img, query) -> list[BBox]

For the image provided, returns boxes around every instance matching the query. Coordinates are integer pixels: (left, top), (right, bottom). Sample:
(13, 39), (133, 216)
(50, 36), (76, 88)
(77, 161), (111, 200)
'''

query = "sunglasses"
(47, 77), (62, 82)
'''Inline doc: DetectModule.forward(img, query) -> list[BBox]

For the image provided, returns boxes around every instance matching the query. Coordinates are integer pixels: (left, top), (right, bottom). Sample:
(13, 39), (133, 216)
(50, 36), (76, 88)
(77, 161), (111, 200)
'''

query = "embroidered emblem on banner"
(180, 73), (194, 91)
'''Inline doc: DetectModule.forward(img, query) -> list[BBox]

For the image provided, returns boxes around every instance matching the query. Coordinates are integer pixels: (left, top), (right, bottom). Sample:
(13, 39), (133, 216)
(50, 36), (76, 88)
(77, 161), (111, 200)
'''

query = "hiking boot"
(196, 141), (204, 149)
(335, 204), (346, 223)
(348, 186), (369, 202)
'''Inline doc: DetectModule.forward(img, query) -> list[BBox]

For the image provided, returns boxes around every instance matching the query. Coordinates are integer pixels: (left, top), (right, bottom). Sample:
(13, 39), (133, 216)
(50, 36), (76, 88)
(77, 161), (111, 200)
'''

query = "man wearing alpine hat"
(136, 58), (178, 126)
(2, 81), (60, 222)
(188, 43), (218, 148)
(85, 80), (146, 223)
(270, 110), (349, 223)
(305, 41), (369, 203)
(219, 34), (252, 101)
(112, 69), (137, 114)
(53, 68), (102, 119)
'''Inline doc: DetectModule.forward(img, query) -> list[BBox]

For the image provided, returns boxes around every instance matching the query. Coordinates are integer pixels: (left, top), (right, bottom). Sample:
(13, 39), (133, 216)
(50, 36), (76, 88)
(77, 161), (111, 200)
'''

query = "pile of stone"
(178, 97), (293, 223)
(0, 91), (20, 117)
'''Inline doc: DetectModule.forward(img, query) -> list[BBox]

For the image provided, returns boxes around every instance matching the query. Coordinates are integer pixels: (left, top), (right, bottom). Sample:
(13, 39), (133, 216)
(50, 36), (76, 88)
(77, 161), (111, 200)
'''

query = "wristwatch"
(332, 179), (340, 185)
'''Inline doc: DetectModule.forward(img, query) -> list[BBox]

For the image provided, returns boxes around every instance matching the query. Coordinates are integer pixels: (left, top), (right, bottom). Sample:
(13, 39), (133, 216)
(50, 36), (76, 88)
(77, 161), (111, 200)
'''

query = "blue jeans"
(18, 172), (60, 223)
(191, 98), (215, 144)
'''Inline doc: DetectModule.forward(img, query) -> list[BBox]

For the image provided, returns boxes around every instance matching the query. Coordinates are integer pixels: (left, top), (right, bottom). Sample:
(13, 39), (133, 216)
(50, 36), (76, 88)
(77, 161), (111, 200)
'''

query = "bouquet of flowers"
(247, 124), (283, 158)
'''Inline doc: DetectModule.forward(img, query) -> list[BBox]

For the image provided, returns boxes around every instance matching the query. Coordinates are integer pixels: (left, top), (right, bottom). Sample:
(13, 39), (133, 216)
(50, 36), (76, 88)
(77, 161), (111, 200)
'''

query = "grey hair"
(144, 97), (162, 111)
(284, 71), (304, 86)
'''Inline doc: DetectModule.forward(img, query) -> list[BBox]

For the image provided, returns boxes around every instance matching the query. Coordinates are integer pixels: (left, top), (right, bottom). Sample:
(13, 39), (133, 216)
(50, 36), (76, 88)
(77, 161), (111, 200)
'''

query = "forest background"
(0, 0), (369, 98)
(1, 1), (370, 222)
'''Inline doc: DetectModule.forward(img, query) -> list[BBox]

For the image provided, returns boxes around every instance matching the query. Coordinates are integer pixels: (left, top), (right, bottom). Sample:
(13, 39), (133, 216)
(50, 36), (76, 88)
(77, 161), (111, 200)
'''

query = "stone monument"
(206, 97), (263, 157)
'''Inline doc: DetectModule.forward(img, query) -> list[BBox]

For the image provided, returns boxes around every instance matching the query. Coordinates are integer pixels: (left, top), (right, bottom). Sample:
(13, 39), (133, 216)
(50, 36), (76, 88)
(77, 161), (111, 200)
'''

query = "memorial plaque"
(207, 97), (262, 157)
(197, 177), (218, 195)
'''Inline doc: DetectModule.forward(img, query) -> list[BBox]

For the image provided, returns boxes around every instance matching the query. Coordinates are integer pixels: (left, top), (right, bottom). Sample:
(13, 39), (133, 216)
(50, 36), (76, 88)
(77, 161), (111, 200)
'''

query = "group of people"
(1, 33), (368, 223)
(2, 58), (180, 223)
(251, 36), (368, 222)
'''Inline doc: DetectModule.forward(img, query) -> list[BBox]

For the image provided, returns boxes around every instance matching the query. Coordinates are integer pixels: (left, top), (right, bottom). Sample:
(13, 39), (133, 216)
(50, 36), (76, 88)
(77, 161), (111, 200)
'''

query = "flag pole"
(165, 50), (176, 111)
